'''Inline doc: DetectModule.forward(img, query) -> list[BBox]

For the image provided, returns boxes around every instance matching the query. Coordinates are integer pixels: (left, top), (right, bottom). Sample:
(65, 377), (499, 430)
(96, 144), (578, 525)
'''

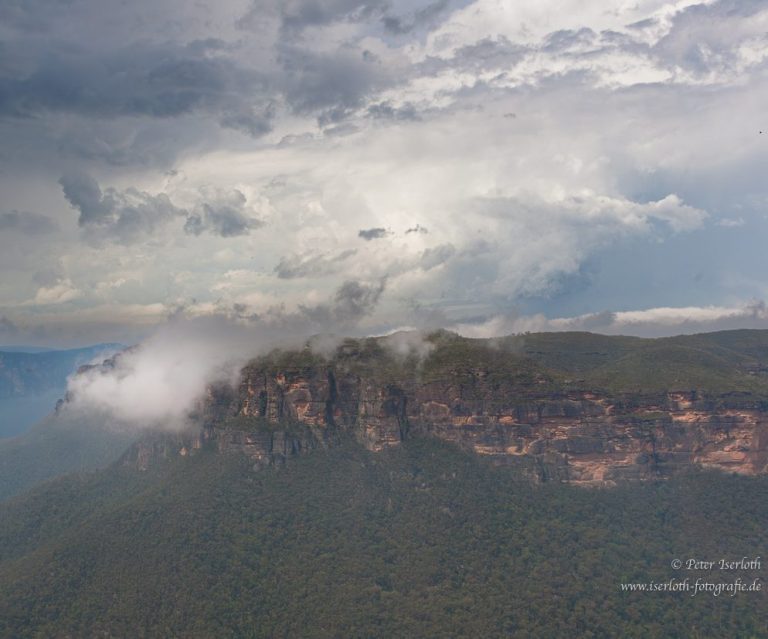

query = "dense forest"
(0, 434), (766, 638)
(0, 413), (137, 501)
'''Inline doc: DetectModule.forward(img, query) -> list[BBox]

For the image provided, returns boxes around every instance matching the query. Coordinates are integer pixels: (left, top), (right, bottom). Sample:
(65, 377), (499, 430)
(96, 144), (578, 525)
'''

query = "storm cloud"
(60, 173), (263, 243)
(183, 189), (264, 238)
(60, 171), (184, 244)
(0, 39), (272, 135)
(1, 0), (767, 349)
(358, 227), (388, 241)
(382, 0), (451, 35)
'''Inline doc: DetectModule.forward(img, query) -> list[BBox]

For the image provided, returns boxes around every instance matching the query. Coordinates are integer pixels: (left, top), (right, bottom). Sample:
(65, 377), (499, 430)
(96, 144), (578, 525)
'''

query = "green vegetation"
(420, 331), (558, 390)
(249, 329), (768, 401)
(249, 345), (329, 372)
(416, 329), (768, 399)
(0, 413), (137, 501)
(0, 435), (766, 638)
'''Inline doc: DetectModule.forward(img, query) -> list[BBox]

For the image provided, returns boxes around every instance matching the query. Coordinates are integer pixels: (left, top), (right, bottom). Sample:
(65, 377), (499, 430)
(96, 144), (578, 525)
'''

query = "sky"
(2, 0), (768, 347)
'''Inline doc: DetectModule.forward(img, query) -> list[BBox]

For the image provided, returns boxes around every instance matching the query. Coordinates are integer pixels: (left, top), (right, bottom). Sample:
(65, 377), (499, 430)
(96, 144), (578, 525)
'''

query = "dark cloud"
(183, 190), (264, 238)
(419, 243), (455, 270)
(332, 278), (386, 321)
(0, 0), (438, 172)
(417, 36), (527, 77)
(0, 37), (273, 137)
(219, 103), (276, 138)
(289, 0), (385, 29)
(225, 278), (388, 337)
(274, 249), (357, 279)
(317, 106), (356, 127)
(181, 213), (212, 237)
(298, 278), (386, 324)
(60, 173), (262, 243)
(406, 224), (428, 234)
(358, 227), (388, 240)
(238, 0), (452, 39)
(452, 35), (526, 69)
(0, 211), (58, 235)
(59, 172), (114, 226)
(366, 101), (420, 121)
(235, 0), (391, 39)
(381, 0), (451, 35)
(277, 0), (388, 34)
(277, 44), (393, 118)
(59, 171), (183, 244)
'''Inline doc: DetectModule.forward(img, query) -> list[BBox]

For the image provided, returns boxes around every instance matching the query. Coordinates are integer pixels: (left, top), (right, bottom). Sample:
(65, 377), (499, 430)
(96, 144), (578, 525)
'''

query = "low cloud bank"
(63, 280), (386, 431)
(63, 293), (768, 431)
(452, 300), (768, 339)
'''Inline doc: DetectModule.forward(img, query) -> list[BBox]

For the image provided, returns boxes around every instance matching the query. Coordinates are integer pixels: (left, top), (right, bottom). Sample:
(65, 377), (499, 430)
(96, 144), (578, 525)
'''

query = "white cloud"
(65, 317), (251, 429)
(63, 278), (389, 428)
(453, 300), (768, 339)
(0, 0), (766, 344)
(31, 279), (82, 305)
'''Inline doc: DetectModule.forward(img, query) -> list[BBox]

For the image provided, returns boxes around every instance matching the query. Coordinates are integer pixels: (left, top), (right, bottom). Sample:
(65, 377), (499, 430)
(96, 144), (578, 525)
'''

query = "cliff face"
(123, 365), (768, 486)
(119, 331), (768, 485)
(225, 366), (768, 484)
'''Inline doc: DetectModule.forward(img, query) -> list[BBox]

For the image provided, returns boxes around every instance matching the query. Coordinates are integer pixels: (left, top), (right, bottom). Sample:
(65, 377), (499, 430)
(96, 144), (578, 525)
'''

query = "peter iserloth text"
(677, 557), (761, 571)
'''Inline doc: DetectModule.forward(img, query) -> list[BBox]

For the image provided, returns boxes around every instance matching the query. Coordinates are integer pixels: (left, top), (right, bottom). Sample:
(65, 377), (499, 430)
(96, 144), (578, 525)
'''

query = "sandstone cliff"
(122, 330), (768, 485)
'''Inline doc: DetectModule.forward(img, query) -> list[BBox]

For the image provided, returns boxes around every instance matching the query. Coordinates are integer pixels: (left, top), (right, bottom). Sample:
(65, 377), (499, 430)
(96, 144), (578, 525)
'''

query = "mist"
(62, 279), (387, 431)
(63, 286), (768, 434)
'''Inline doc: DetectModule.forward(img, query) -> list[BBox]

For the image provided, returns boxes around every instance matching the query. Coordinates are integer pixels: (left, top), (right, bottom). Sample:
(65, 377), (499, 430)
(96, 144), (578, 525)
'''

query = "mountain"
(0, 346), (56, 353)
(125, 329), (768, 485)
(0, 344), (122, 438)
(0, 436), (766, 637)
(0, 344), (123, 398)
(3, 329), (768, 636)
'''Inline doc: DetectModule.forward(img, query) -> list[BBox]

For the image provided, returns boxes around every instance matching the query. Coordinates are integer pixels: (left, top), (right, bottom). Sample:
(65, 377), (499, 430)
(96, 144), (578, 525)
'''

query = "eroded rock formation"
(125, 356), (768, 486)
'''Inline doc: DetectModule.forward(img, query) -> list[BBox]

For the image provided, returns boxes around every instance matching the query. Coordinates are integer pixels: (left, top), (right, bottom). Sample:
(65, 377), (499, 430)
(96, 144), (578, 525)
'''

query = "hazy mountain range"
(0, 344), (122, 438)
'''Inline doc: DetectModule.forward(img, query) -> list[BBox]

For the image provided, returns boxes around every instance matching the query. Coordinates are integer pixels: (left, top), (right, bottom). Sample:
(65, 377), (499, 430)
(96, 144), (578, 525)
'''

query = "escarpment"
(124, 330), (768, 485)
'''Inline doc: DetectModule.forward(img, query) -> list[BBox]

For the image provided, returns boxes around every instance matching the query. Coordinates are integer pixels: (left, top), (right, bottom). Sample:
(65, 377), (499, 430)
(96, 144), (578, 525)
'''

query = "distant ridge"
(0, 343), (125, 438)
(0, 343), (124, 355)
(0, 346), (57, 353)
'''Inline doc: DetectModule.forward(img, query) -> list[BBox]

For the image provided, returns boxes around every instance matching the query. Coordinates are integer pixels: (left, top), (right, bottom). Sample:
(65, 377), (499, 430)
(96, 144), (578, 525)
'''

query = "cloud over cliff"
(63, 279), (387, 429)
